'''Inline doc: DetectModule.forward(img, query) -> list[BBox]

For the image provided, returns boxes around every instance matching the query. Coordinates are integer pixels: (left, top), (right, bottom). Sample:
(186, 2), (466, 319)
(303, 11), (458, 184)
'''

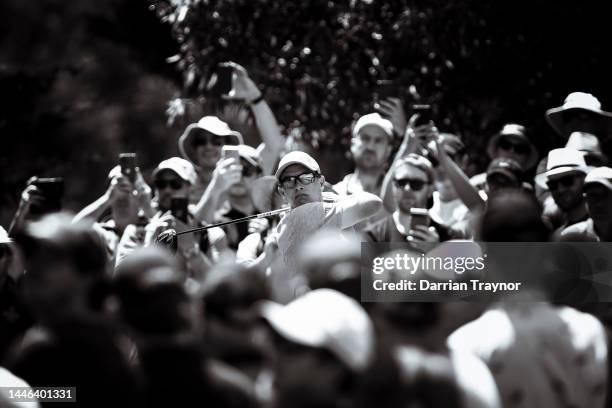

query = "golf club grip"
(174, 207), (290, 236)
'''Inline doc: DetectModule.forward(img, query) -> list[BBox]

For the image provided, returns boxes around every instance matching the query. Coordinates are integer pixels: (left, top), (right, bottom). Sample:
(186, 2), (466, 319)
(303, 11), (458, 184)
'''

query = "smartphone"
(30, 177), (64, 216)
(412, 104), (433, 128)
(409, 208), (431, 229)
(374, 80), (397, 101)
(212, 64), (234, 97)
(119, 153), (137, 183)
(171, 196), (189, 223)
(221, 145), (241, 161)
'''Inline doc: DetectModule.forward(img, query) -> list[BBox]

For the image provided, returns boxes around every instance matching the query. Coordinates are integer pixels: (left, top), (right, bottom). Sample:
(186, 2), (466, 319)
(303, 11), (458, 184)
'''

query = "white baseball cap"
(153, 157), (197, 185)
(275, 151), (321, 180)
(352, 113), (394, 139)
(259, 288), (375, 372)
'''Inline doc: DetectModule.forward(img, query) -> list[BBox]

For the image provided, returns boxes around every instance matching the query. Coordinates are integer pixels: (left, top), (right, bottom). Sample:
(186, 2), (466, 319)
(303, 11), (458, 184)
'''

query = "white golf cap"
(275, 151), (320, 180)
(153, 157), (197, 185)
(259, 288), (375, 372)
(352, 113), (394, 139)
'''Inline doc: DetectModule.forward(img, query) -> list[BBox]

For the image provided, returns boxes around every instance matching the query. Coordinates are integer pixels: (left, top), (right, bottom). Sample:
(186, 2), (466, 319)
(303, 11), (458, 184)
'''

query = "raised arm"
(381, 122), (424, 213)
(225, 62), (284, 175)
(192, 158), (242, 224)
(435, 136), (486, 213)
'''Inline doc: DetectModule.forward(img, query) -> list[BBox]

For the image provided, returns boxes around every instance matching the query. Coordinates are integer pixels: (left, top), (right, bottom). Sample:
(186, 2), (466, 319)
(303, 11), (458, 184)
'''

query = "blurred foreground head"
(202, 261), (269, 322)
(14, 213), (108, 322)
(478, 190), (548, 241)
(260, 289), (375, 408)
(113, 246), (200, 341)
(297, 228), (362, 299)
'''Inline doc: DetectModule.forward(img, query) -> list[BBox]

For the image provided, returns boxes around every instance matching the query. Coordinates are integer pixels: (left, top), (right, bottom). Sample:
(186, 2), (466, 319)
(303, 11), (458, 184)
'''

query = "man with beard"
(365, 154), (455, 246)
(534, 148), (589, 239)
(334, 113), (394, 230)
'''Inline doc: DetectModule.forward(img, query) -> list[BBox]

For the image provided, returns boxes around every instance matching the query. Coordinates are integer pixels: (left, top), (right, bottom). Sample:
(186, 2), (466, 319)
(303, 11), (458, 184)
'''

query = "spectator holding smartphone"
(179, 62), (284, 207)
(365, 154), (460, 249)
(73, 165), (153, 266)
(8, 177), (61, 235)
(194, 145), (265, 250)
(335, 113), (395, 197)
(116, 158), (227, 288)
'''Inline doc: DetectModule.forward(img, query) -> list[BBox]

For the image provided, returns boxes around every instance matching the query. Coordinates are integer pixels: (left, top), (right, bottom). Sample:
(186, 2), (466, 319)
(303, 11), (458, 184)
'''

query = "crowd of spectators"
(2, 63), (612, 407)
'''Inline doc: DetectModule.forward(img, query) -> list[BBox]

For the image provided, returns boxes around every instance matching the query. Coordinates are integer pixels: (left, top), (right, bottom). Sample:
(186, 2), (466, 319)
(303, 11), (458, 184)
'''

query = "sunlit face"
(351, 125), (392, 170)
(546, 172), (585, 211)
(392, 164), (432, 213)
(278, 164), (324, 209)
(191, 130), (225, 169)
(154, 170), (190, 212)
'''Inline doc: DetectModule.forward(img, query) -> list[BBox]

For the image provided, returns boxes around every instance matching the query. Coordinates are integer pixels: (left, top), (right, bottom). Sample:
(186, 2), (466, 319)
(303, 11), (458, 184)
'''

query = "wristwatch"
(246, 94), (264, 106)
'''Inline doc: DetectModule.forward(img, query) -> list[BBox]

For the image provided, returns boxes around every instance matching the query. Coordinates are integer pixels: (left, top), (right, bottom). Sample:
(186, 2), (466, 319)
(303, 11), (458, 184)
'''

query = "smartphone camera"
(412, 104), (433, 128)
(409, 208), (431, 229)
(206, 64), (234, 97)
(374, 80), (397, 102)
(119, 153), (137, 183)
(29, 177), (64, 216)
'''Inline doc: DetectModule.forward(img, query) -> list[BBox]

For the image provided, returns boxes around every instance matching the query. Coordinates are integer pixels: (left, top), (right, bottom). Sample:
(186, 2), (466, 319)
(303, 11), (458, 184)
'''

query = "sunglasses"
(154, 179), (184, 190)
(546, 175), (578, 191)
(393, 178), (427, 191)
(192, 132), (226, 147)
(278, 173), (319, 189)
(498, 139), (529, 155)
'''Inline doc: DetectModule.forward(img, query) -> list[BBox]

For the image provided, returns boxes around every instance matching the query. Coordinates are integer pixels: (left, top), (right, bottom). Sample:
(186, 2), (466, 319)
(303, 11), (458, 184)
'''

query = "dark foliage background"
(2, 0), (612, 227)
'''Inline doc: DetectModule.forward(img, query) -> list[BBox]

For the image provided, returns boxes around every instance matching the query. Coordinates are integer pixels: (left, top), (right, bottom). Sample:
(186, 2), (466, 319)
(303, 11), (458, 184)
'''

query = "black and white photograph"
(1, 1), (612, 407)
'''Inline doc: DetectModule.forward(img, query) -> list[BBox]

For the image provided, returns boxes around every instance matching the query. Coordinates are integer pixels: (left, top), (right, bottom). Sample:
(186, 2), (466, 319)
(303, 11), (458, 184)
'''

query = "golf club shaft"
(175, 207), (290, 236)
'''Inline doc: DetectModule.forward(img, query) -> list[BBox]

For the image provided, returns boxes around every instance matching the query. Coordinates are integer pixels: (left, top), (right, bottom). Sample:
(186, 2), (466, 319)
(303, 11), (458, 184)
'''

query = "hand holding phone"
(119, 153), (137, 183)
(409, 208), (431, 229)
(411, 104), (433, 128)
(374, 80), (397, 102)
(221, 145), (241, 161)
(206, 64), (234, 97)
(29, 177), (64, 216)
